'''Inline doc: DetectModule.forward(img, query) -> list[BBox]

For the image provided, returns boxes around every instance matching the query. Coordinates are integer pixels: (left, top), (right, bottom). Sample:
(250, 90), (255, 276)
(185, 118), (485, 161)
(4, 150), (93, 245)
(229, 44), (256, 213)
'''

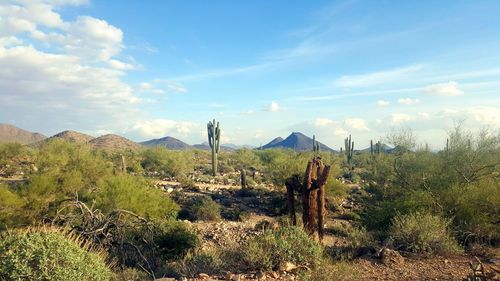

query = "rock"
(380, 248), (405, 266)
(198, 273), (210, 280)
(279, 261), (298, 272)
(226, 272), (234, 280)
(154, 278), (176, 281)
(268, 271), (279, 279)
(166, 187), (174, 193)
(231, 274), (244, 281)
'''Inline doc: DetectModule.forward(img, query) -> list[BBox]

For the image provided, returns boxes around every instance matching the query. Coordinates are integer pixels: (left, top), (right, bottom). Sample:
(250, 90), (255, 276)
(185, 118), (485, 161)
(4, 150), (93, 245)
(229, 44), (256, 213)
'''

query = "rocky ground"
(157, 180), (500, 281)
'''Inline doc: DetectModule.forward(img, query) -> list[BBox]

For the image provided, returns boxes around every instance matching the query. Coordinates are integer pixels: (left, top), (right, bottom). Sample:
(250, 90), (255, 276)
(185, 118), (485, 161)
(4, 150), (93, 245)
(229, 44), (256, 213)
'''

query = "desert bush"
(222, 208), (250, 221)
(0, 227), (111, 281)
(299, 260), (359, 281)
(35, 139), (112, 188)
(441, 178), (500, 244)
(362, 189), (440, 231)
(94, 174), (179, 220)
(0, 184), (25, 230)
(0, 142), (35, 176)
(141, 147), (193, 177)
(389, 212), (461, 255)
(180, 196), (221, 221)
(168, 250), (222, 277)
(257, 149), (307, 187)
(112, 267), (150, 281)
(244, 226), (322, 271)
(325, 178), (350, 198)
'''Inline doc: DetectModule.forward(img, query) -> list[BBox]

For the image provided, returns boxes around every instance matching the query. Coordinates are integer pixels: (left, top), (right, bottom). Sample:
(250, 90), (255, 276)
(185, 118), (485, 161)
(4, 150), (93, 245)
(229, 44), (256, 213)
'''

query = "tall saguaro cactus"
(344, 135), (354, 167)
(207, 119), (221, 176)
(312, 135), (320, 156)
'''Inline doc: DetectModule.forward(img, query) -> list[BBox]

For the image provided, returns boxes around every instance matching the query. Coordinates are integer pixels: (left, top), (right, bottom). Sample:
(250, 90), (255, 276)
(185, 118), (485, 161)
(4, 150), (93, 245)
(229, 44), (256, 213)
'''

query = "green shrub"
(325, 178), (350, 198)
(0, 227), (111, 281)
(188, 196), (221, 221)
(441, 179), (500, 244)
(389, 212), (461, 255)
(299, 260), (359, 281)
(222, 208), (250, 221)
(0, 184), (25, 230)
(112, 267), (150, 281)
(244, 226), (323, 271)
(362, 189), (440, 231)
(141, 148), (193, 177)
(94, 174), (179, 220)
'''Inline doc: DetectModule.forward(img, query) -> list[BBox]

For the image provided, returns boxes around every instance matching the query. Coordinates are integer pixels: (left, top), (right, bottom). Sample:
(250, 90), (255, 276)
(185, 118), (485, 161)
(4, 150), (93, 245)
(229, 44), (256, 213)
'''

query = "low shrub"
(299, 260), (359, 281)
(441, 179), (500, 244)
(180, 196), (221, 222)
(389, 212), (461, 255)
(112, 267), (150, 281)
(94, 174), (179, 220)
(222, 208), (250, 221)
(244, 226), (323, 271)
(0, 227), (111, 281)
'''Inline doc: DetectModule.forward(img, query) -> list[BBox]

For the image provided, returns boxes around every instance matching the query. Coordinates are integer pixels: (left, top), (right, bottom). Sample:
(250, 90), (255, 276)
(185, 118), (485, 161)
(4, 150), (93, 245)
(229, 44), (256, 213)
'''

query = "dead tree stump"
(285, 157), (331, 241)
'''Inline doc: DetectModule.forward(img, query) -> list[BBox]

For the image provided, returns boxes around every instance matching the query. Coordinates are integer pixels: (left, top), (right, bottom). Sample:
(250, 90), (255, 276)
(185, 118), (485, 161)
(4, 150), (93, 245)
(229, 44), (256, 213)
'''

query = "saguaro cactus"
(344, 135), (354, 167)
(371, 140), (382, 156)
(312, 135), (320, 156)
(285, 157), (331, 241)
(121, 154), (127, 173)
(207, 119), (221, 176)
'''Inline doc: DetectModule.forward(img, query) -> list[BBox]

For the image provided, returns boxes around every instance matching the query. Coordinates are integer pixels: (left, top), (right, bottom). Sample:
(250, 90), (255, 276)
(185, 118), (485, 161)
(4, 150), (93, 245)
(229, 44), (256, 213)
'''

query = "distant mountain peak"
(50, 130), (94, 143)
(89, 134), (140, 150)
(0, 123), (47, 144)
(140, 136), (191, 150)
(262, 132), (334, 152)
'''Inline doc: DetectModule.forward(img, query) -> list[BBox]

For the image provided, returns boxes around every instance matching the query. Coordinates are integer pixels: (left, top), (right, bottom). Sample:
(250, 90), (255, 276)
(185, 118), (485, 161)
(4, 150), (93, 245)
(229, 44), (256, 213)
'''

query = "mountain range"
(1, 123), (391, 153)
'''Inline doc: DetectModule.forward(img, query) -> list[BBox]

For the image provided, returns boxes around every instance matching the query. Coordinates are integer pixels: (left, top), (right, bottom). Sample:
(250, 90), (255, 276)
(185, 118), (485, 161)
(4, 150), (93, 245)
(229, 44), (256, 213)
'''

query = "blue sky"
(0, 0), (499, 149)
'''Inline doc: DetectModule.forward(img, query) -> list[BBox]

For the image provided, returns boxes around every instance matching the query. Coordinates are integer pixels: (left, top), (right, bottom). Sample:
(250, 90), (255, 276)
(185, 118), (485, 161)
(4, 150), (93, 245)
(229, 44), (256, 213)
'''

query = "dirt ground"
(163, 180), (500, 281)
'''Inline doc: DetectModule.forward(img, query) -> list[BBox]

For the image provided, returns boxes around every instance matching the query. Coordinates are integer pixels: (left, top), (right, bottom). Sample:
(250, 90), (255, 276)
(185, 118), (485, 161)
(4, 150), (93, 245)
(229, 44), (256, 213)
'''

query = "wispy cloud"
(377, 100), (390, 107)
(265, 101), (281, 112)
(335, 65), (423, 88)
(425, 81), (463, 96)
(398, 98), (420, 105)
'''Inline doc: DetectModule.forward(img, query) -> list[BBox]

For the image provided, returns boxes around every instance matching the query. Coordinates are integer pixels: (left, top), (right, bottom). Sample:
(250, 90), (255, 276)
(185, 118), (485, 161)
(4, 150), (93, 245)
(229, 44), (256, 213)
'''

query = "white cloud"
(314, 117), (335, 127)
(333, 127), (348, 136)
(398, 98), (420, 105)
(166, 83), (187, 93)
(377, 100), (390, 107)
(425, 81), (463, 96)
(391, 113), (413, 124)
(344, 118), (369, 131)
(266, 101), (281, 112)
(108, 59), (135, 70)
(418, 112), (430, 119)
(132, 119), (197, 138)
(254, 129), (263, 138)
(0, 1), (193, 139)
(465, 107), (500, 128)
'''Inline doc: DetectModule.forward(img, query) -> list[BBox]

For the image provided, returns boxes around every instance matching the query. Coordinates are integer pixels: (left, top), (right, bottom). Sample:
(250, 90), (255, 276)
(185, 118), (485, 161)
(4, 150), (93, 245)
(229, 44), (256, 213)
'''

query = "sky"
(1, 0), (499, 149)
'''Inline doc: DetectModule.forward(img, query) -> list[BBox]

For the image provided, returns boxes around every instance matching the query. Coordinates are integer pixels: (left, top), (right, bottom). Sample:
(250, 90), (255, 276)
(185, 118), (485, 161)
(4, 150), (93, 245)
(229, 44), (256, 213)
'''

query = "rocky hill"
(89, 134), (141, 150)
(0, 123), (46, 144)
(140, 136), (192, 150)
(48, 130), (95, 144)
